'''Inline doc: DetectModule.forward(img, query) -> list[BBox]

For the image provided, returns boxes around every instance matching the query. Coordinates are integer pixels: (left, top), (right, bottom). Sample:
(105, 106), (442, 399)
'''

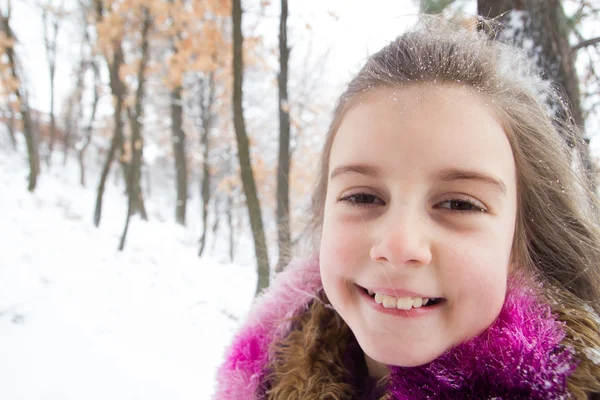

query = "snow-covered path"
(0, 151), (256, 399)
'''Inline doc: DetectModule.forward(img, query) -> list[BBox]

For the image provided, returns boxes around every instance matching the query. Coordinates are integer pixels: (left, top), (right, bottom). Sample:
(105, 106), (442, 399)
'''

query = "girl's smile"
(355, 283), (446, 317)
(319, 85), (518, 374)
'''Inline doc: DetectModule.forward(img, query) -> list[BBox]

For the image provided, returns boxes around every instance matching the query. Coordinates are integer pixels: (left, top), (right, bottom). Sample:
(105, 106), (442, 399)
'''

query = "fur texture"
(214, 257), (322, 400)
(213, 259), (577, 399)
(387, 276), (577, 399)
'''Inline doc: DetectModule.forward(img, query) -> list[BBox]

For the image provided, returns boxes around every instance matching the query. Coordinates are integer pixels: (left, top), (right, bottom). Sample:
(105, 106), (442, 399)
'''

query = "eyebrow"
(330, 164), (381, 180)
(329, 164), (507, 195)
(434, 168), (507, 195)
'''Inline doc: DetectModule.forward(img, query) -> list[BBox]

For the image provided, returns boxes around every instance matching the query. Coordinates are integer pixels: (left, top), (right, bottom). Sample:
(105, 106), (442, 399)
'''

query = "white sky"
(10, 0), (424, 116)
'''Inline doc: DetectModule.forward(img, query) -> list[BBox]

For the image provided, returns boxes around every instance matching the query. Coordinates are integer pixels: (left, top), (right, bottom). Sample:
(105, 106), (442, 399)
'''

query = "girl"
(215, 18), (600, 399)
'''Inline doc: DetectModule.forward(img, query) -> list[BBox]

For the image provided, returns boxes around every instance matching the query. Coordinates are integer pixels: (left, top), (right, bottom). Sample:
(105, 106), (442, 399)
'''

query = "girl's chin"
(363, 347), (445, 371)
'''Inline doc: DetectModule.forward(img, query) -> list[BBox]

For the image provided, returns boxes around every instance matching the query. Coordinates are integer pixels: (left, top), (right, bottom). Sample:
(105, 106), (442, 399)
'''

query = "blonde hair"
(268, 19), (600, 399)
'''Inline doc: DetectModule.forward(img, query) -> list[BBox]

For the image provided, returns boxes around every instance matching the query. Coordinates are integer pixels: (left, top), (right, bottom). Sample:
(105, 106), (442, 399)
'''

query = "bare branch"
(572, 36), (600, 52)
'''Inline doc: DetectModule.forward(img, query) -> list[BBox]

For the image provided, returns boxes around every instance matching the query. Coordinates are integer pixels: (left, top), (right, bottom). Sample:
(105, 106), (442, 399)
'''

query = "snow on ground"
(0, 146), (257, 399)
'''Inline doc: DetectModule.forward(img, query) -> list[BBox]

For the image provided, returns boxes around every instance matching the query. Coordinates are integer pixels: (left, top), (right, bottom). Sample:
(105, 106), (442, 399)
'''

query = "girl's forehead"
(329, 85), (515, 184)
(347, 84), (489, 114)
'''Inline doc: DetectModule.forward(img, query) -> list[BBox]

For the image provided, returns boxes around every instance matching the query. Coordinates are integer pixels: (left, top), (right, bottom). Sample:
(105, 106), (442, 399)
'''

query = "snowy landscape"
(0, 143), (258, 400)
(2, 0), (600, 399)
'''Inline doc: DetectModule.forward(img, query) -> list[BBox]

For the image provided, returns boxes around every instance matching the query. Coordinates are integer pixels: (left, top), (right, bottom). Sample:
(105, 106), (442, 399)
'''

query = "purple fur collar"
(386, 275), (576, 399)
(214, 258), (576, 399)
(214, 258), (323, 399)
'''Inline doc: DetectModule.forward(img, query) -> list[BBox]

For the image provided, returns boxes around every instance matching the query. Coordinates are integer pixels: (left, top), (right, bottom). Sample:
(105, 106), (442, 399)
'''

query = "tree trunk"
(171, 84), (187, 225)
(48, 63), (56, 165)
(118, 180), (133, 251)
(478, 0), (595, 191)
(210, 196), (221, 253)
(0, 9), (39, 191)
(42, 9), (59, 166)
(63, 71), (81, 166)
(276, 0), (291, 273)
(119, 7), (151, 250)
(232, 0), (271, 296)
(79, 61), (100, 187)
(144, 164), (151, 197)
(124, 7), (151, 222)
(228, 194), (234, 262)
(63, 100), (73, 165)
(477, 0), (512, 19)
(20, 104), (39, 192)
(94, 43), (126, 227)
(67, 60), (88, 167)
(198, 73), (215, 257)
(5, 109), (16, 149)
(167, 0), (186, 226)
(93, 0), (128, 226)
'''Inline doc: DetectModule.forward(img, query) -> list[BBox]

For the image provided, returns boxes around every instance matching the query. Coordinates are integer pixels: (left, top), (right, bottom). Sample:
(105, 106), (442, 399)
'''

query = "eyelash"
(338, 193), (382, 208)
(437, 198), (487, 213)
(338, 192), (487, 213)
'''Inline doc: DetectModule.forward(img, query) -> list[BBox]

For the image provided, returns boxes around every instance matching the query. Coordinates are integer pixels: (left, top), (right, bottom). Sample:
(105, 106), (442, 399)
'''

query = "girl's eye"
(339, 193), (385, 207)
(437, 199), (486, 213)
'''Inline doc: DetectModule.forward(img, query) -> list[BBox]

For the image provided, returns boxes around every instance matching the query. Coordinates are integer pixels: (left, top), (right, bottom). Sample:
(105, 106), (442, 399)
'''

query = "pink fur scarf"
(213, 258), (576, 399)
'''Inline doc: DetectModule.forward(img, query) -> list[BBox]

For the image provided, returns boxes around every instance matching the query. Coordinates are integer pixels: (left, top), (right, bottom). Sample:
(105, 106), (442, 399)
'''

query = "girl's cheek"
(322, 222), (366, 269)
(446, 238), (508, 297)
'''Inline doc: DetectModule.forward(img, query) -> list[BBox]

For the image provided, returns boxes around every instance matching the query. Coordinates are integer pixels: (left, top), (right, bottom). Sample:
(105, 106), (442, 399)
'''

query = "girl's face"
(319, 85), (517, 374)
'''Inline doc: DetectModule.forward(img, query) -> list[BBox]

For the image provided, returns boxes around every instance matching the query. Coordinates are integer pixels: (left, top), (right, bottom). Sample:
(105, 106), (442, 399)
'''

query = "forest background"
(1, 0), (600, 398)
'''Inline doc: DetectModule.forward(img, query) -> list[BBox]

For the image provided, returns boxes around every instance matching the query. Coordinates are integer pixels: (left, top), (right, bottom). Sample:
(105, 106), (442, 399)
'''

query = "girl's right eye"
(339, 193), (385, 207)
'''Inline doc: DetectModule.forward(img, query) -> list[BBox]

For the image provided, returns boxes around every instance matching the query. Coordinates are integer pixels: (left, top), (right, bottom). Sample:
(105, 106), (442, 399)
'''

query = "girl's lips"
(356, 283), (438, 300)
(355, 284), (444, 317)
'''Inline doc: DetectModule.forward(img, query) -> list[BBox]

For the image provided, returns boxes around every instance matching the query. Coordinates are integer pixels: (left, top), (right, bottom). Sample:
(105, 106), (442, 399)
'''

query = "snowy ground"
(0, 146), (257, 399)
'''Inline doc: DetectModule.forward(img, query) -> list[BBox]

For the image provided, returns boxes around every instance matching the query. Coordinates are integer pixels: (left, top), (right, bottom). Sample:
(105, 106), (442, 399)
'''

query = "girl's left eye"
(339, 192), (385, 208)
(436, 199), (486, 213)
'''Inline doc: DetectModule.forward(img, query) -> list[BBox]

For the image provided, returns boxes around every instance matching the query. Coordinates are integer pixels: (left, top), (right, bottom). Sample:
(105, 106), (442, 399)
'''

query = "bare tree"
(227, 192), (234, 262)
(62, 82), (79, 165)
(171, 81), (187, 225)
(232, 0), (270, 296)
(93, 0), (126, 227)
(166, 0), (188, 225)
(198, 72), (215, 256)
(79, 60), (100, 186)
(210, 194), (221, 254)
(566, 2), (600, 155)
(123, 8), (151, 221)
(65, 47), (86, 166)
(41, 0), (64, 166)
(3, 106), (16, 149)
(0, 1), (40, 191)
(275, 0), (291, 273)
(63, 1), (88, 166)
(67, 1), (100, 183)
(119, 6), (152, 251)
(478, 0), (595, 190)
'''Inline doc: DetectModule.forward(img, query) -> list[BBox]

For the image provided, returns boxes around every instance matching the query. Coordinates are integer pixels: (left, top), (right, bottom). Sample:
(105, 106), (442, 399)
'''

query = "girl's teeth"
(396, 297), (412, 310)
(383, 296), (397, 308)
(412, 297), (423, 308)
(370, 291), (434, 310)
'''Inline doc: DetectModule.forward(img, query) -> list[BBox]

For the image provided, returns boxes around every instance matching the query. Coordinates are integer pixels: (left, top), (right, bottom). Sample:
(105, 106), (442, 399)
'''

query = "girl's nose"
(369, 213), (432, 268)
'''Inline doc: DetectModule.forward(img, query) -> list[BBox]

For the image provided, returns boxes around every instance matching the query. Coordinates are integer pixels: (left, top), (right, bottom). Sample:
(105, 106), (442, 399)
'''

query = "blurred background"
(0, 0), (599, 398)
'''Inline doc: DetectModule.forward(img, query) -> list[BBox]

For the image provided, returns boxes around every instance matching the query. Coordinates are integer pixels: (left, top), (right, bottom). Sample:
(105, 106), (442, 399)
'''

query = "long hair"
(268, 18), (600, 399)
(265, 291), (357, 399)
